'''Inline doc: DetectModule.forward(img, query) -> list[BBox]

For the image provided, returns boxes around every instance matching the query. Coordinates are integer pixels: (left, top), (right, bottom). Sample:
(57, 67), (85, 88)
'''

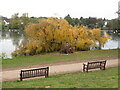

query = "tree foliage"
(12, 17), (111, 56)
(106, 19), (120, 30)
(9, 13), (39, 30)
(64, 14), (105, 29)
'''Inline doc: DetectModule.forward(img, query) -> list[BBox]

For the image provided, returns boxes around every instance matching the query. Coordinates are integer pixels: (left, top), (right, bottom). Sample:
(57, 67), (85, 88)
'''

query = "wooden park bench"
(83, 60), (107, 72)
(20, 67), (49, 81)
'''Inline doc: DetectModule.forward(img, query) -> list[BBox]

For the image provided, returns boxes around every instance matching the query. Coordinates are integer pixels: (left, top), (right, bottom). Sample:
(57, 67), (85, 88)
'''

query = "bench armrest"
(83, 63), (87, 68)
(83, 63), (87, 66)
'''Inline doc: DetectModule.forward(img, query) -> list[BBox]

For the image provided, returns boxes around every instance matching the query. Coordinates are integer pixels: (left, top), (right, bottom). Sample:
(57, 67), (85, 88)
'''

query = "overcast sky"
(0, 0), (119, 19)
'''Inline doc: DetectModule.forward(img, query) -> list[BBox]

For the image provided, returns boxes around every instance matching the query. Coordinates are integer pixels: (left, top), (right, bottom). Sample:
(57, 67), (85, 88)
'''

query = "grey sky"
(0, 0), (119, 19)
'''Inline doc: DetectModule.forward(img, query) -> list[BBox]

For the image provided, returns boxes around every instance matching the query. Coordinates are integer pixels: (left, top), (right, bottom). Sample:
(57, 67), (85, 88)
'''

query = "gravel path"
(1, 59), (118, 82)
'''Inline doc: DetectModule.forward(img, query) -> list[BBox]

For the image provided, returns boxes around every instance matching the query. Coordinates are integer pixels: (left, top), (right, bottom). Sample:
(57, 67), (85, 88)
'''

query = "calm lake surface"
(0, 30), (119, 58)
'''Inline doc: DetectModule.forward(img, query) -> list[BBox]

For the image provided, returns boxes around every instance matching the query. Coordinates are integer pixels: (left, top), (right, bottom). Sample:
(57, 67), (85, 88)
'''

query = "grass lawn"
(2, 49), (118, 69)
(2, 67), (119, 88)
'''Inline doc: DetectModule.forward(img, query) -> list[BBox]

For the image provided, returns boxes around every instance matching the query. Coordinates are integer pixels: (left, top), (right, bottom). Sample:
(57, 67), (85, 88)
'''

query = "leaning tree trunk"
(98, 41), (102, 50)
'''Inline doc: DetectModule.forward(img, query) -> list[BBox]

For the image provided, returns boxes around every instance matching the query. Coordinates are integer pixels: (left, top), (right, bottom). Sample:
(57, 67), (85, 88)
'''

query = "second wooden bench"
(83, 60), (107, 72)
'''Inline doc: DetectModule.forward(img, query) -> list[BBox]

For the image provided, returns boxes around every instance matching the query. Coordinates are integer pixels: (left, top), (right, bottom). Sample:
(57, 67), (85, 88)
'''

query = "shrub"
(13, 17), (111, 56)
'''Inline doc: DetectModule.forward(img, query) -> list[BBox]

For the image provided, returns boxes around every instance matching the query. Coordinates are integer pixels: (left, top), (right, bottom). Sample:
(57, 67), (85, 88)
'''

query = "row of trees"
(1, 13), (46, 30)
(64, 14), (120, 30)
(106, 19), (120, 30)
(12, 17), (111, 56)
(64, 14), (105, 29)
(9, 13), (39, 30)
(1, 13), (120, 31)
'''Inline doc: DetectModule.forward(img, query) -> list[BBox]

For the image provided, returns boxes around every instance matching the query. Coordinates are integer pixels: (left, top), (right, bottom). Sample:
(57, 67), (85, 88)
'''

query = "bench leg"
(100, 66), (105, 70)
(86, 69), (88, 72)
(103, 67), (105, 70)
(83, 68), (88, 72)
(83, 68), (85, 72)
(45, 75), (47, 78)
(20, 73), (22, 81)
(20, 77), (22, 81)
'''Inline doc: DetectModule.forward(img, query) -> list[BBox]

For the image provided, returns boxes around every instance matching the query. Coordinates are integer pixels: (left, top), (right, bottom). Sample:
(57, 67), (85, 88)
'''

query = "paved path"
(1, 59), (118, 82)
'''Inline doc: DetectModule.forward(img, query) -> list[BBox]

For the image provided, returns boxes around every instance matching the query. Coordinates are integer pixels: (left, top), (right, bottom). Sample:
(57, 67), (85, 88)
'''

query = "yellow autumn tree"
(90, 28), (111, 49)
(12, 17), (111, 56)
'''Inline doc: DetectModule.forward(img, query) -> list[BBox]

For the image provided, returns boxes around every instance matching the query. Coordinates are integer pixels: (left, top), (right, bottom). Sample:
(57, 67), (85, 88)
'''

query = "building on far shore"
(3, 19), (10, 26)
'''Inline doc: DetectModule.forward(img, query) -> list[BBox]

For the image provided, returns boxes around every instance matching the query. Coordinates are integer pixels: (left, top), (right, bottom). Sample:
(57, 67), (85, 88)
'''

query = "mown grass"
(2, 49), (118, 69)
(2, 67), (119, 88)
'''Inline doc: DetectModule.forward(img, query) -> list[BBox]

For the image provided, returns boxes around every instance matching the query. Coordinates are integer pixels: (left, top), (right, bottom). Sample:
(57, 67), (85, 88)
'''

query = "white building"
(3, 19), (10, 26)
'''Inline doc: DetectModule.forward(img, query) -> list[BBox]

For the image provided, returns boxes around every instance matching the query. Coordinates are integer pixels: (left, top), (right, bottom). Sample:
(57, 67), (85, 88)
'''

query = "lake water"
(0, 30), (24, 58)
(0, 30), (119, 58)
(101, 30), (119, 49)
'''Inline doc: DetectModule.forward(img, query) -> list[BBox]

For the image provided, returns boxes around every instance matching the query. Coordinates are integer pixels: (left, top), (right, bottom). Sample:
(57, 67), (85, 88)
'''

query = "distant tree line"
(64, 14), (105, 29)
(106, 19), (120, 30)
(1, 13), (120, 31)
(64, 14), (120, 30)
(0, 13), (47, 31)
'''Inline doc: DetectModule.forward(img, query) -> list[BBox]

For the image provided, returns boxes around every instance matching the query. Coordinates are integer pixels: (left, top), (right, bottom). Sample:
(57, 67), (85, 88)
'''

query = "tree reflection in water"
(0, 30), (24, 58)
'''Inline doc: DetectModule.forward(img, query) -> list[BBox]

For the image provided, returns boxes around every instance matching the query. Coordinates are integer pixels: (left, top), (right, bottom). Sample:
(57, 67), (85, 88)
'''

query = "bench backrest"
(20, 67), (49, 81)
(87, 60), (106, 69)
